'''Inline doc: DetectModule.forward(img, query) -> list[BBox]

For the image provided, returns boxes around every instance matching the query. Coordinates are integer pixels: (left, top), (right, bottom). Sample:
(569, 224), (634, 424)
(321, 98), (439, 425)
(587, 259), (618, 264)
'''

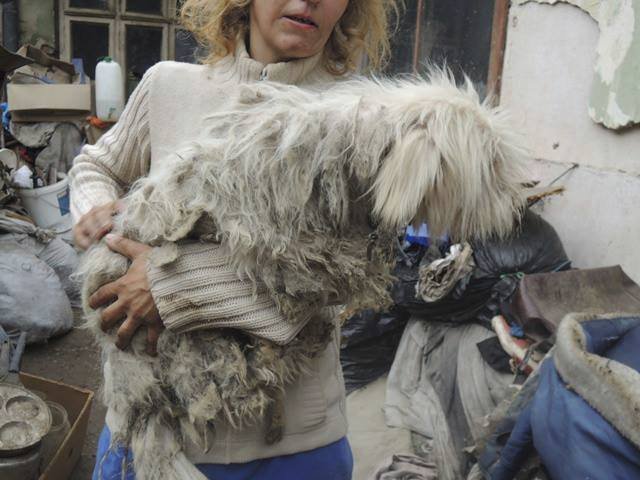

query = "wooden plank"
(487, 0), (510, 100)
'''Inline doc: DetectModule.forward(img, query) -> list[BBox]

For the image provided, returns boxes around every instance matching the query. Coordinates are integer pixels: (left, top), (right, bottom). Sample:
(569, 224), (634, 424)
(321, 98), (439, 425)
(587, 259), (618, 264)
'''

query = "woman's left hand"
(89, 234), (163, 356)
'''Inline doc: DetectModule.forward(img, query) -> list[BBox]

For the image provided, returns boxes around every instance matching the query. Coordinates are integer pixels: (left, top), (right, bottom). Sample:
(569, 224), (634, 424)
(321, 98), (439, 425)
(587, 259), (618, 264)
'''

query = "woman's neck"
(247, 33), (286, 65)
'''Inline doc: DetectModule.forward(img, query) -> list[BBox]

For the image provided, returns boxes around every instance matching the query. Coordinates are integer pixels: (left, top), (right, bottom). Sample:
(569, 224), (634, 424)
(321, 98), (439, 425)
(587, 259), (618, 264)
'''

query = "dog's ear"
(371, 99), (526, 241)
(372, 128), (442, 230)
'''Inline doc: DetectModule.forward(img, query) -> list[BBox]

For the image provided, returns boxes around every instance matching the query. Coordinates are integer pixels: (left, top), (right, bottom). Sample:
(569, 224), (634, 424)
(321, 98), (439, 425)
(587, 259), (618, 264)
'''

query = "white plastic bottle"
(95, 57), (125, 122)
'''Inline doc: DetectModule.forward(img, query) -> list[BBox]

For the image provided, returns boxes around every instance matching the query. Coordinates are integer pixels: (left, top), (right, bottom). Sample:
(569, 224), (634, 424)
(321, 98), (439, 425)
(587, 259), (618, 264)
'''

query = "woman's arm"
(69, 67), (155, 223)
(147, 241), (307, 345)
(74, 66), (306, 348)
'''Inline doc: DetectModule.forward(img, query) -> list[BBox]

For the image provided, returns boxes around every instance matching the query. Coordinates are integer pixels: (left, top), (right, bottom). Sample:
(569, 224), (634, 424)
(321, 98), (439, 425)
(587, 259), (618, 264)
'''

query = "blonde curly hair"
(180, 0), (398, 75)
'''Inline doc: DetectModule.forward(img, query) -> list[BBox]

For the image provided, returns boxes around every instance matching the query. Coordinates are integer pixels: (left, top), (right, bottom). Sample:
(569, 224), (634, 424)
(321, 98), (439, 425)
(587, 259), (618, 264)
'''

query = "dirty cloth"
(0, 209), (56, 242)
(373, 454), (438, 480)
(479, 313), (640, 480)
(9, 121), (58, 148)
(416, 242), (475, 302)
(384, 319), (513, 480)
(0, 231), (79, 308)
(35, 123), (84, 174)
(476, 336), (513, 374)
(0, 235), (73, 342)
(93, 426), (353, 480)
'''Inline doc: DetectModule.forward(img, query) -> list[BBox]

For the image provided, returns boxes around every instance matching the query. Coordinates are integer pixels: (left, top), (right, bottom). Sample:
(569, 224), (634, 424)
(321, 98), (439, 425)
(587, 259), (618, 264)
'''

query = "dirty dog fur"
(79, 72), (527, 479)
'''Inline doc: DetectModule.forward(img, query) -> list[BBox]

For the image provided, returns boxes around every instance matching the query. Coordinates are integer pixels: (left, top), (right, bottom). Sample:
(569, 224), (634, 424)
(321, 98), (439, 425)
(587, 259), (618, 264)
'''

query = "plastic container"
(95, 57), (125, 122)
(16, 173), (71, 234)
(41, 401), (70, 469)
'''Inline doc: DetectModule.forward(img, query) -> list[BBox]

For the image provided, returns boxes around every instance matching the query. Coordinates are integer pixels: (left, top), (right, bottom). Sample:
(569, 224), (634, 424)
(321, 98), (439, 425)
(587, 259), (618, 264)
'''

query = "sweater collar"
(227, 38), (326, 85)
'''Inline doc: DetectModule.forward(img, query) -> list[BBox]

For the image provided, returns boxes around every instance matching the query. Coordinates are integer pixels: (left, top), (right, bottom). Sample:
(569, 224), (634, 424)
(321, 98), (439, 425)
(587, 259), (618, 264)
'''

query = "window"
(386, 0), (508, 97)
(59, 0), (199, 96)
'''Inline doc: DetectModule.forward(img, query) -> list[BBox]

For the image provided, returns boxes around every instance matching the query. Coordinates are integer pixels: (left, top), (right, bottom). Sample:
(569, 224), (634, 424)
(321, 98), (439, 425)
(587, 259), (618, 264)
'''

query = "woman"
(70, 1), (396, 479)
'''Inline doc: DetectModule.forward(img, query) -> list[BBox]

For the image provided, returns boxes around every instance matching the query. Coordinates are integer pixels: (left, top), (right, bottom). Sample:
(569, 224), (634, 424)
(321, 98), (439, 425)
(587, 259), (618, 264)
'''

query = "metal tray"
(0, 383), (51, 457)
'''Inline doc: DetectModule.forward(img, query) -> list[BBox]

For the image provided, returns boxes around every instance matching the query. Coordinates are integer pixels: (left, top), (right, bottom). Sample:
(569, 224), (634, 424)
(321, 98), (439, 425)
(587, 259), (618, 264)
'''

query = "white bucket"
(16, 173), (72, 234)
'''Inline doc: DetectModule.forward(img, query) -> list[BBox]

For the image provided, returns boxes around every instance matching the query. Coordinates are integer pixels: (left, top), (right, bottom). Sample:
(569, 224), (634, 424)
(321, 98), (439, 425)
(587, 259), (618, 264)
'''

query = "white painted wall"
(501, 1), (640, 282)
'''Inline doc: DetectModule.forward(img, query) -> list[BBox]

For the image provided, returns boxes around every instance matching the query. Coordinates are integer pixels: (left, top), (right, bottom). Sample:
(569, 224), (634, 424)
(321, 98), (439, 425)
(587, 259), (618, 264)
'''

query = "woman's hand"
(73, 201), (123, 250)
(89, 234), (163, 356)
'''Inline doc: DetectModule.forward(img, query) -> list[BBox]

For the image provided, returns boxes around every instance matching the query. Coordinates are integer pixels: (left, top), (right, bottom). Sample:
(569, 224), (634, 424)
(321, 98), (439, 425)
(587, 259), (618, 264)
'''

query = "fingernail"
(105, 233), (117, 241)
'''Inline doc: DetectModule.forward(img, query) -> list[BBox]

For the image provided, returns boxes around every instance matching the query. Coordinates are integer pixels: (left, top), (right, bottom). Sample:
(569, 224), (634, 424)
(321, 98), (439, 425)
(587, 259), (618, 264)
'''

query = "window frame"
(120, 19), (170, 73)
(59, 0), (179, 85)
(402, 0), (510, 99)
(62, 14), (116, 80)
(487, 0), (510, 99)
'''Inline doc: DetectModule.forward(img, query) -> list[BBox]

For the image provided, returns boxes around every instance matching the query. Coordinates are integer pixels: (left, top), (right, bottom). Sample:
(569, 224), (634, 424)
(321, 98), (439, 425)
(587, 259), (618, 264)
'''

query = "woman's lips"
(282, 15), (318, 30)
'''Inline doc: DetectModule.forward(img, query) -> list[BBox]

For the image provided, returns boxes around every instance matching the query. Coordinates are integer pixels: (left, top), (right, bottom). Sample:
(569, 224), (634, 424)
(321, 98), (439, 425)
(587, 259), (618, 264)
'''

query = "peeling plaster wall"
(514, 0), (640, 130)
(18, 0), (56, 47)
(529, 160), (640, 282)
(502, 2), (640, 282)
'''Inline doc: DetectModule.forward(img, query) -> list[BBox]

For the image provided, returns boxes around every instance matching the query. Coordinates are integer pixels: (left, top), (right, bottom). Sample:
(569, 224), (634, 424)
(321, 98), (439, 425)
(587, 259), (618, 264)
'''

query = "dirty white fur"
(81, 246), (333, 480)
(80, 72), (527, 479)
(554, 312), (640, 449)
(120, 71), (527, 316)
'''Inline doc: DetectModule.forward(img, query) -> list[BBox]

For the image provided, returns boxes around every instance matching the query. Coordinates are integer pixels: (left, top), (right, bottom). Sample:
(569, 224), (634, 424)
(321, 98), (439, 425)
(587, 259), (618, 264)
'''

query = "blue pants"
(93, 425), (353, 480)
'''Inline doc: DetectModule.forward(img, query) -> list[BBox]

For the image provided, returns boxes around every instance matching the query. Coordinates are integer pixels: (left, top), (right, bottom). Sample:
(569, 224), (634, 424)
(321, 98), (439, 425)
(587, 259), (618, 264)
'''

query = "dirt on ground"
(21, 309), (105, 480)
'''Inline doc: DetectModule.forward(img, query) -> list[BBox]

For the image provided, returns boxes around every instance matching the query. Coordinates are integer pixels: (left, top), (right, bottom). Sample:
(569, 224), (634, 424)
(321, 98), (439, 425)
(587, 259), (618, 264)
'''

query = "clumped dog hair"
(179, 0), (399, 75)
(81, 70), (527, 479)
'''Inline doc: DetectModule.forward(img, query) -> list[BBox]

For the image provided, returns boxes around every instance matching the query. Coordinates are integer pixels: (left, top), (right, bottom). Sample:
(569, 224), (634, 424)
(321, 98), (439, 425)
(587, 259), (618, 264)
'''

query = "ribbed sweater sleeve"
(69, 62), (304, 345)
(69, 67), (154, 220)
(147, 242), (305, 345)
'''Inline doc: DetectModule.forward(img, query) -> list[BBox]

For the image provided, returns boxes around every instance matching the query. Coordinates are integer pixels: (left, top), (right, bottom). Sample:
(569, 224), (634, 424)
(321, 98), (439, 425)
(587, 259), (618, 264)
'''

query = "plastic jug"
(95, 57), (125, 122)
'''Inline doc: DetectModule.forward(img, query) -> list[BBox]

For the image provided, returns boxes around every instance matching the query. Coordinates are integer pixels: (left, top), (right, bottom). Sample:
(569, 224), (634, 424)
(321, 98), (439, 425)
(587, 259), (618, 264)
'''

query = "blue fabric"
(404, 224), (430, 247)
(484, 316), (640, 480)
(93, 426), (353, 480)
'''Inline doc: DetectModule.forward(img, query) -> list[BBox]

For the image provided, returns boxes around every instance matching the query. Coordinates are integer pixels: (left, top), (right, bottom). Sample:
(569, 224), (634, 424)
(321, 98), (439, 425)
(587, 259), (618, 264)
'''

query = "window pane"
(416, 0), (495, 95)
(69, 0), (109, 9)
(175, 30), (200, 64)
(70, 21), (110, 79)
(385, 1), (419, 74)
(126, 0), (163, 15)
(125, 25), (163, 96)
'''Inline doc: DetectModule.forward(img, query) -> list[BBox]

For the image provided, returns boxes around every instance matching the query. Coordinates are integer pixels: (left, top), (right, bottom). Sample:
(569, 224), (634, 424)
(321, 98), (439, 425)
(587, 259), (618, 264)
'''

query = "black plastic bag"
(341, 307), (409, 393)
(391, 210), (570, 325)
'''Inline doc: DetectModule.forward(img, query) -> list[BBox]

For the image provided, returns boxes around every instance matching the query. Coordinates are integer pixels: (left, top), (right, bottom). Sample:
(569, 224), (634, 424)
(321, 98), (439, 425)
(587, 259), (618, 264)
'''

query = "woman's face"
(249, 0), (349, 64)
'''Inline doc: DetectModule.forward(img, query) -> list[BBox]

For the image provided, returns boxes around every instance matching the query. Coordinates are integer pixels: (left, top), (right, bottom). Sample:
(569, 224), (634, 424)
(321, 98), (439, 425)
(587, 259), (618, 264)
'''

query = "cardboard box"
(10, 112), (89, 124)
(7, 84), (91, 120)
(10, 45), (76, 85)
(19, 372), (94, 480)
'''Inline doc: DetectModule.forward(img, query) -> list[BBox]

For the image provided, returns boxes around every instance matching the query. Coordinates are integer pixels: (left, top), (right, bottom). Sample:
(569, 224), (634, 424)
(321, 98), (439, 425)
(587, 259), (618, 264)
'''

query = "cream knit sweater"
(70, 42), (348, 463)
(70, 42), (336, 344)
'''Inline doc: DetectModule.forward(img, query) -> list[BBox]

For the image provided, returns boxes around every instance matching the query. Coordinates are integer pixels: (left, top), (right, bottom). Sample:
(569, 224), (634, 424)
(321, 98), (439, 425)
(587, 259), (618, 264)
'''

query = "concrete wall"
(18, 0), (56, 47)
(501, 1), (640, 281)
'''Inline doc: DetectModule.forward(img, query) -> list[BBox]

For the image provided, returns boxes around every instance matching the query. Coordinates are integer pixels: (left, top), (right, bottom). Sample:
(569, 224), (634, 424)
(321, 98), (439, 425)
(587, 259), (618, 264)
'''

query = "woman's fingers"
(146, 326), (161, 357)
(115, 316), (140, 351)
(89, 282), (118, 310)
(100, 300), (127, 332)
(73, 201), (120, 250)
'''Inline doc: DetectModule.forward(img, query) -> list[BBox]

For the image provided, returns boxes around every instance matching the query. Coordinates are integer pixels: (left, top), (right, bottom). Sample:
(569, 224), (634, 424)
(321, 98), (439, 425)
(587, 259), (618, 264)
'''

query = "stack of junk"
(0, 42), (118, 478)
(343, 196), (640, 479)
